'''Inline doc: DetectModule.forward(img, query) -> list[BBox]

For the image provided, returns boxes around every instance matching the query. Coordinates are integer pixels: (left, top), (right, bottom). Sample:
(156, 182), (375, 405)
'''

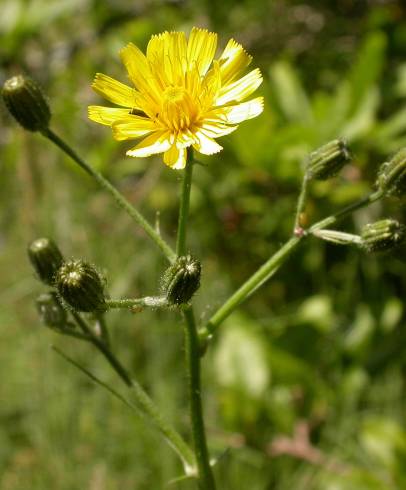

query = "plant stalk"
(201, 236), (302, 341)
(176, 148), (194, 257)
(105, 297), (168, 309)
(293, 174), (310, 234)
(184, 307), (216, 489)
(202, 190), (385, 341)
(41, 128), (176, 262)
(70, 312), (195, 470)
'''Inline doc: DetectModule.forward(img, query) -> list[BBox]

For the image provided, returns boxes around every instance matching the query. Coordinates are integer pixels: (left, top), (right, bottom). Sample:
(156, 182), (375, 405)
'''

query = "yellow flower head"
(88, 27), (264, 169)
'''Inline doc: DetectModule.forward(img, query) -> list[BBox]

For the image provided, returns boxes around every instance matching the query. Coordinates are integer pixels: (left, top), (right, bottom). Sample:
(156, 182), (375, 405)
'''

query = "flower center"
(160, 86), (198, 132)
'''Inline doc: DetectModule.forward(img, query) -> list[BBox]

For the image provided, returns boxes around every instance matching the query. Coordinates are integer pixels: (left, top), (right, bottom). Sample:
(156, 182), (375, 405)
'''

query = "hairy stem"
(176, 149), (194, 256)
(105, 297), (168, 309)
(201, 190), (385, 342)
(184, 308), (216, 489)
(41, 128), (176, 262)
(200, 236), (302, 341)
(308, 190), (384, 233)
(293, 174), (310, 234)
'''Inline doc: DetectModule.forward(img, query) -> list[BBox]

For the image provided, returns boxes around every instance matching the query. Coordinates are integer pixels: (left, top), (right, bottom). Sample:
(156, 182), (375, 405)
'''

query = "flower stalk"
(176, 149), (194, 256)
(41, 127), (176, 263)
(184, 307), (216, 489)
(176, 150), (216, 487)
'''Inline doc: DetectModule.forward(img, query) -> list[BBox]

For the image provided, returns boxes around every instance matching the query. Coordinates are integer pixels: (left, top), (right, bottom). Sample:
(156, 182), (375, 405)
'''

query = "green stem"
(184, 308), (216, 489)
(176, 149), (194, 256)
(201, 190), (385, 342)
(96, 313), (110, 346)
(293, 174), (310, 234)
(105, 296), (168, 309)
(41, 128), (176, 263)
(201, 236), (302, 341)
(308, 190), (384, 233)
(70, 311), (195, 470)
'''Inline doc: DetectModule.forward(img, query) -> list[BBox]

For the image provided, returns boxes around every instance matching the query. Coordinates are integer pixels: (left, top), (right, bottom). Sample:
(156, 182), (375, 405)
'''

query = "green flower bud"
(2, 75), (51, 131)
(36, 292), (67, 329)
(162, 255), (201, 305)
(307, 139), (351, 180)
(376, 148), (406, 197)
(361, 219), (406, 253)
(28, 237), (64, 285)
(56, 260), (106, 312)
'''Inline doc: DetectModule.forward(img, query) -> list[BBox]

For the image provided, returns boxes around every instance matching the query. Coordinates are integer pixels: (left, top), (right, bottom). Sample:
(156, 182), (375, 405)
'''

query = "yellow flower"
(88, 27), (264, 169)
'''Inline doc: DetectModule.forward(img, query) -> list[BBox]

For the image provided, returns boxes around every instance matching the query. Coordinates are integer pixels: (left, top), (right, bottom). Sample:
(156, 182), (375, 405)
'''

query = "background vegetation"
(1, 0), (406, 488)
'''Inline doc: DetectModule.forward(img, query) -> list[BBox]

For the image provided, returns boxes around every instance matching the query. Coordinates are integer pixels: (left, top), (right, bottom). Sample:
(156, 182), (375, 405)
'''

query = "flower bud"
(2, 75), (51, 131)
(162, 255), (201, 305)
(376, 148), (406, 197)
(307, 139), (351, 180)
(36, 292), (67, 329)
(361, 219), (406, 253)
(56, 260), (106, 312)
(28, 237), (64, 285)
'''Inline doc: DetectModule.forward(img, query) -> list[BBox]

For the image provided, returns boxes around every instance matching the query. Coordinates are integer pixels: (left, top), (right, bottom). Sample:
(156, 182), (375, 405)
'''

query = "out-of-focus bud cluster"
(36, 292), (67, 329)
(162, 255), (201, 305)
(28, 238), (63, 286)
(307, 139), (351, 180)
(28, 238), (108, 336)
(2, 75), (50, 132)
(360, 219), (406, 253)
(376, 148), (406, 197)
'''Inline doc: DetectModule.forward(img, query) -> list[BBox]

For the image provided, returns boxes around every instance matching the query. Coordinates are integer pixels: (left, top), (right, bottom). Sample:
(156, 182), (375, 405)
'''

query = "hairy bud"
(361, 219), (406, 253)
(307, 139), (351, 180)
(56, 260), (106, 312)
(2, 75), (51, 131)
(376, 148), (406, 197)
(28, 237), (64, 286)
(36, 292), (67, 329)
(162, 255), (201, 305)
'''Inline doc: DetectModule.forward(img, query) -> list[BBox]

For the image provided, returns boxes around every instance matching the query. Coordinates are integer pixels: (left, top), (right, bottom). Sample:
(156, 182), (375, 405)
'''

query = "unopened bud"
(307, 139), (351, 180)
(361, 219), (406, 253)
(56, 260), (106, 312)
(376, 148), (406, 197)
(313, 229), (362, 246)
(36, 292), (67, 329)
(2, 75), (51, 131)
(28, 237), (64, 285)
(162, 255), (201, 305)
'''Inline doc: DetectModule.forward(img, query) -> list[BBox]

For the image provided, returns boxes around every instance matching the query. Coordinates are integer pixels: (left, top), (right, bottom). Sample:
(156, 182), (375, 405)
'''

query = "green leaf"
(269, 61), (313, 124)
(213, 315), (270, 398)
(347, 31), (387, 115)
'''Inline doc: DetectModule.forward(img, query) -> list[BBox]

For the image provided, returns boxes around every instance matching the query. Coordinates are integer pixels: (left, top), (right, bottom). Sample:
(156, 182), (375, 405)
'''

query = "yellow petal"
(216, 68), (263, 105)
(193, 130), (223, 155)
(221, 97), (264, 124)
(200, 119), (238, 137)
(126, 131), (171, 157)
(167, 32), (188, 85)
(200, 60), (221, 108)
(163, 145), (187, 169)
(218, 39), (252, 84)
(147, 33), (169, 88)
(187, 27), (217, 76)
(120, 43), (161, 104)
(88, 106), (131, 126)
(92, 73), (139, 107)
(112, 116), (157, 140)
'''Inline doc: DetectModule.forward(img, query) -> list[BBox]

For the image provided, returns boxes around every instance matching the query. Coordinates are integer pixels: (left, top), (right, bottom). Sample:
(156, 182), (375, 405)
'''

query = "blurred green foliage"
(1, 0), (406, 488)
